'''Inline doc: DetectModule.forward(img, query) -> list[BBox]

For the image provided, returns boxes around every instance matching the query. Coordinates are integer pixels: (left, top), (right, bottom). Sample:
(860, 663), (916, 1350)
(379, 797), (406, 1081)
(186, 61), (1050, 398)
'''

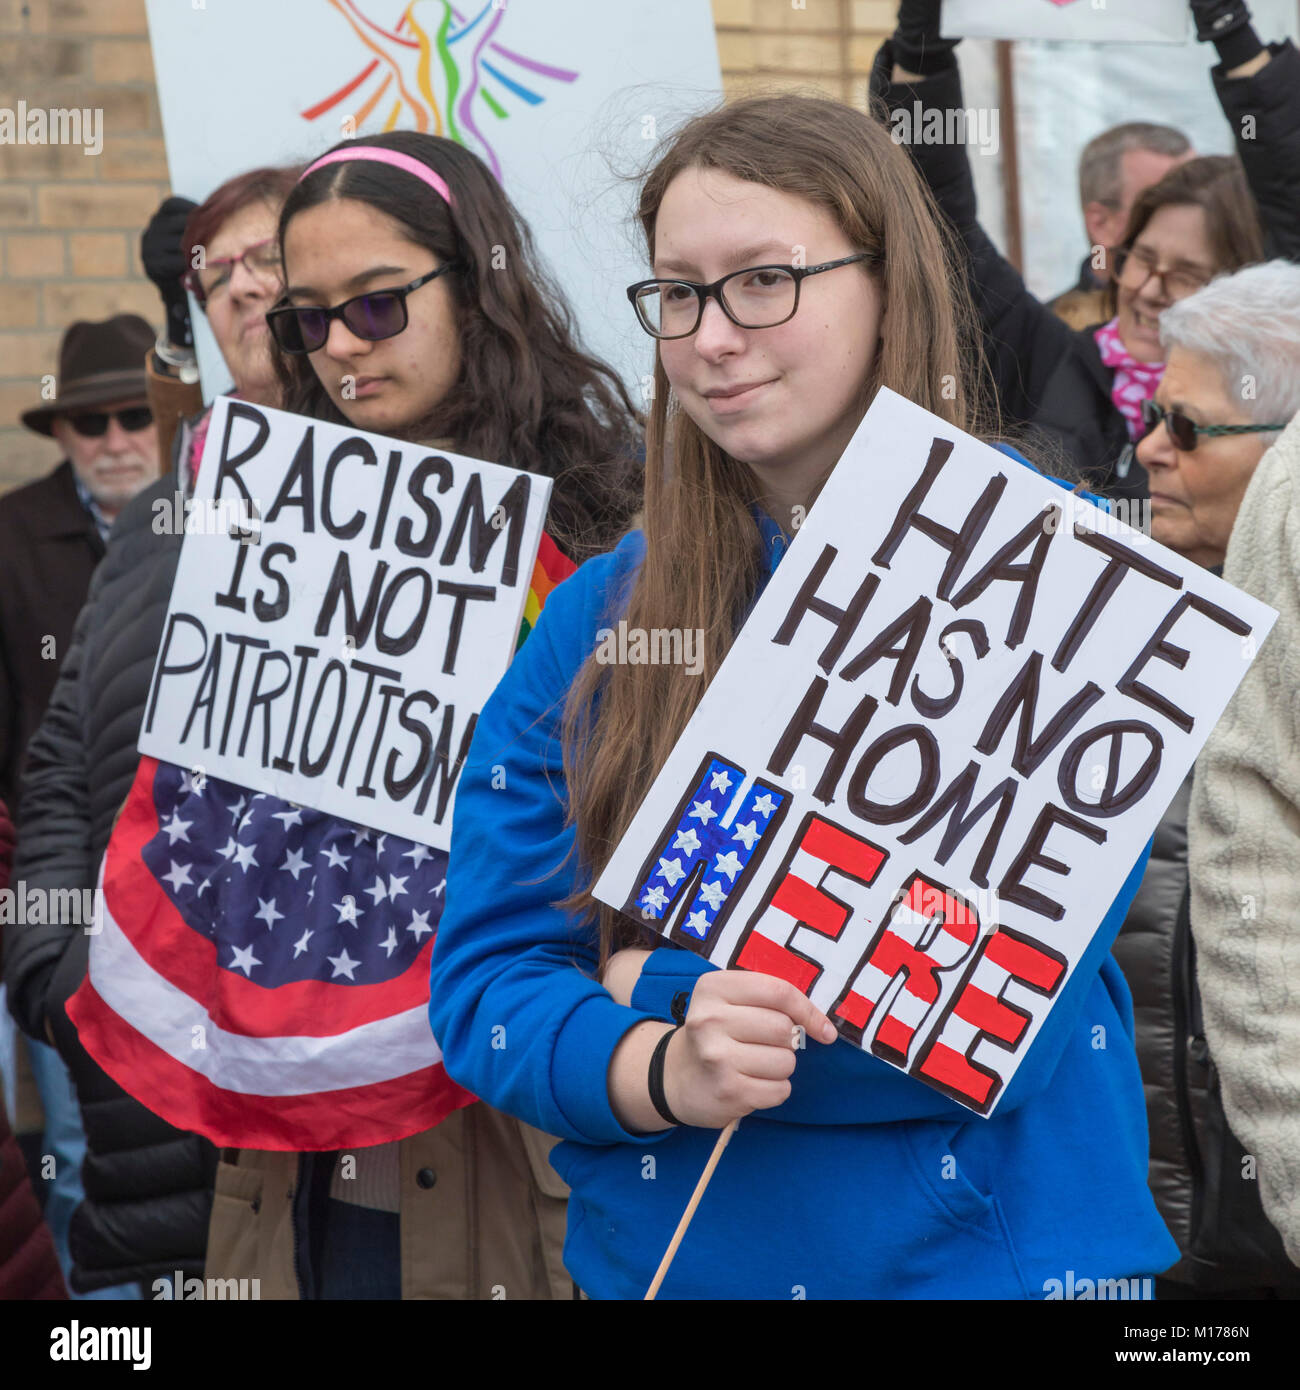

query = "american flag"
(66, 758), (474, 1149)
(65, 536), (578, 1150)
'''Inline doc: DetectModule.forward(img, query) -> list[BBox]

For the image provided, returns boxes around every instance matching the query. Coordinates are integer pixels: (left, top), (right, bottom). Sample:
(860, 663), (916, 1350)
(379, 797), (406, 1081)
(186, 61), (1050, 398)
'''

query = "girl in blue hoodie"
(428, 94), (1180, 1300)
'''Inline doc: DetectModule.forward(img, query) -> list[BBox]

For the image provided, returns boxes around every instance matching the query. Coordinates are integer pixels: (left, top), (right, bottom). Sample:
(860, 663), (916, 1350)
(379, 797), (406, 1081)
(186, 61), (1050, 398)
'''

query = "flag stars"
(406, 910), (433, 942)
(656, 856), (686, 886)
(254, 896), (284, 930)
(352, 827), (372, 846)
(686, 909), (710, 936)
(160, 812), (192, 845)
(322, 843), (351, 871)
(380, 927), (399, 958)
(387, 873), (409, 901)
(280, 847), (309, 880)
(641, 885), (669, 912)
(227, 795), (248, 821)
(327, 949), (360, 980)
(732, 820), (760, 851)
(688, 799), (718, 825)
(672, 827), (701, 854)
(229, 942), (261, 976)
(752, 793), (777, 818)
(698, 880), (727, 911)
(272, 806), (303, 829)
(232, 843), (259, 872)
(709, 769), (733, 794)
(292, 927), (314, 959)
(403, 843), (432, 868)
(364, 875), (388, 905)
(219, 837), (238, 860)
(714, 850), (744, 881)
(161, 860), (193, 892)
(333, 897), (362, 927)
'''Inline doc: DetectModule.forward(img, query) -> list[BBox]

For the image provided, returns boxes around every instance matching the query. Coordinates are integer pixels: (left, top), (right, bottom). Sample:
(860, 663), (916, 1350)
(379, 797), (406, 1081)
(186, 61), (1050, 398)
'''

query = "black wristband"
(648, 1026), (682, 1127)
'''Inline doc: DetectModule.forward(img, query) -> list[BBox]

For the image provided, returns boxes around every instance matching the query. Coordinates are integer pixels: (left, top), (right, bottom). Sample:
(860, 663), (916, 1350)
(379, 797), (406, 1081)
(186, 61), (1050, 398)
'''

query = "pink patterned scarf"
(1094, 316), (1164, 441)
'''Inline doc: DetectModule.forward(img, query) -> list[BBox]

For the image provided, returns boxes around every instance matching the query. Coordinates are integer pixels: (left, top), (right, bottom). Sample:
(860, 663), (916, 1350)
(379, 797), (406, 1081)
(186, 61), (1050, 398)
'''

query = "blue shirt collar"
(752, 505), (791, 575)
(72, 471), (113, 544)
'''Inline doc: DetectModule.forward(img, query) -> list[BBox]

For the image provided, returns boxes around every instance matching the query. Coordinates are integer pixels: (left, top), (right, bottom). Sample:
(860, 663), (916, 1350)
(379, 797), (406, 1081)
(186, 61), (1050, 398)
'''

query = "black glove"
(141, 195), (198, 351)
(1189, 0), (1263, 68)
(894, 0), (959, 78)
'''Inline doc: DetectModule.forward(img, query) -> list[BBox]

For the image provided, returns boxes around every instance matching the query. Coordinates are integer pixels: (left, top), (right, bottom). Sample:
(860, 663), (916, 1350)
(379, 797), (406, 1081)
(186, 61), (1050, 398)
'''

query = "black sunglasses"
(67, 406), (154, 437)
(266, 264), (461, 355)
(1140, 398), (1288, 452)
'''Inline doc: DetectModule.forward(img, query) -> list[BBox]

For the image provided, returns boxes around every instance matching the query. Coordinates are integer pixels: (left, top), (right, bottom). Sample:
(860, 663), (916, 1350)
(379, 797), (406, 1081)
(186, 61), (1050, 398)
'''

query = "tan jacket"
(205, 1104), (573, 1299)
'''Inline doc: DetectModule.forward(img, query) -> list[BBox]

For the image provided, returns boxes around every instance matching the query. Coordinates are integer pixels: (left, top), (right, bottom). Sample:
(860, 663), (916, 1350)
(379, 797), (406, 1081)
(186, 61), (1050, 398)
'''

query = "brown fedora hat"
(21, 313), (156, 436)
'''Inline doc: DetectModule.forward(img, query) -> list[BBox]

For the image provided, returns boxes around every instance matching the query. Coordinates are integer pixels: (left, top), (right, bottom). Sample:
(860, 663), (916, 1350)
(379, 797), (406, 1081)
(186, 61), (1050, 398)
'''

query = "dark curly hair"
(274, 131), (642, 562)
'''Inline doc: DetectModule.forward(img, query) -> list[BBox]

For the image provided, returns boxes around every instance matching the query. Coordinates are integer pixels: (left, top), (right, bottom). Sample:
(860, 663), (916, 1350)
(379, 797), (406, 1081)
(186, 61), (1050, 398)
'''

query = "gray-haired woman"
(1115, 259), (1300, 1297)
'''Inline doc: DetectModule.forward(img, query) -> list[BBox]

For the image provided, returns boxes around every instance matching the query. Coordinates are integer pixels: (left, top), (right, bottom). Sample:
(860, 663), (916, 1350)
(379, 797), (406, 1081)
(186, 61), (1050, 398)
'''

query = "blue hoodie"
(429, 463), (1180, 1300)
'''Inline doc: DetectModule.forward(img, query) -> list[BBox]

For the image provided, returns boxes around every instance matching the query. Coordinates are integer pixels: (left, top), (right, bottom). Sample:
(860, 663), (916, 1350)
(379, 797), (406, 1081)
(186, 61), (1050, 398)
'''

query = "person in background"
(0, 313), (159, 1300)
(1047, 124), (1194, 332)
(1184, 289), (1300, 1279)
(141, 195), (203, 467)
(871, 0), (1300, 502)
(0, 798), (66, 1302)
(2, 167), (297, 1299)
(1114, 260), (1300, 1299)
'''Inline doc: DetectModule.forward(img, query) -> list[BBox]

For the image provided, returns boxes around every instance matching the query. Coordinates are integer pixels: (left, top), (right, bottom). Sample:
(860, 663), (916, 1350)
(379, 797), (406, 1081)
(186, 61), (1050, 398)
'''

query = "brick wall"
(0, 0), (894, 493)
(0, 0), (168, 490)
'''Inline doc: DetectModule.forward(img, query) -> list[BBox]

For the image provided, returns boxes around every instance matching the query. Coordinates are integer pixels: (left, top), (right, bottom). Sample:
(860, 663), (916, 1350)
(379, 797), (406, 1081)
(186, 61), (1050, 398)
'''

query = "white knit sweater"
(1188, 412), (1300, 1269)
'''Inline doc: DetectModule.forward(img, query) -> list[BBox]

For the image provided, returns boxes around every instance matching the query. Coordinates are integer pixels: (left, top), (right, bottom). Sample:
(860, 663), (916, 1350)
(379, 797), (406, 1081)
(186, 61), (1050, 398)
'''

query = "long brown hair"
(273, 131), (642, 561)
(560, 95), (992, 963)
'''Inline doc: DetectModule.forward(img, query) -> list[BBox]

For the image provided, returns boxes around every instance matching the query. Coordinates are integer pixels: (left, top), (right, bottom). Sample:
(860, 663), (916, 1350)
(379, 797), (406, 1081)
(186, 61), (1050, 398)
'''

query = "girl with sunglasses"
(198, 131), (641, 1301)
(427, 93), (1180, 1299)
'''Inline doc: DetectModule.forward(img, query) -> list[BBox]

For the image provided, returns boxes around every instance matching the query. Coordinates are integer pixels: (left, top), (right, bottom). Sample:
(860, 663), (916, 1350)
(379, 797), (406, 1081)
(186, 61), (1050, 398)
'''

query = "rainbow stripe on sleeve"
(516, 531), (577, 650)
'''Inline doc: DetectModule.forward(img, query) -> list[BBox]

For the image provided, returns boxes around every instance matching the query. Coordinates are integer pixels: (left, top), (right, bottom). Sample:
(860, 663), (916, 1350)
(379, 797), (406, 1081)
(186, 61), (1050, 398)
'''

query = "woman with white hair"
(1176, 262), (1300, 1289)
(1112, 259), (1300, 1297)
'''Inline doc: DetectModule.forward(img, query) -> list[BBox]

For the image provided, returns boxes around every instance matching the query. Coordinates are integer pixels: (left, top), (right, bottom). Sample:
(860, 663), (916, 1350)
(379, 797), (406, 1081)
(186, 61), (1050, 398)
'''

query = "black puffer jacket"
(1113, 773), (1300, 1293)
(3, 427), (215, 1293)
(868, 40), (1300, 501)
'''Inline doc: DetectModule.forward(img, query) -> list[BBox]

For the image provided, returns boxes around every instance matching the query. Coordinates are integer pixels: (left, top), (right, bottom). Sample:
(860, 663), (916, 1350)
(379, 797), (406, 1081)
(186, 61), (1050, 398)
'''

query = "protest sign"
(941, 0), (1188, 44)
(592, 389), (1276, 1115)
(138, 397), (550, 849)
(143, 0), (721, 399)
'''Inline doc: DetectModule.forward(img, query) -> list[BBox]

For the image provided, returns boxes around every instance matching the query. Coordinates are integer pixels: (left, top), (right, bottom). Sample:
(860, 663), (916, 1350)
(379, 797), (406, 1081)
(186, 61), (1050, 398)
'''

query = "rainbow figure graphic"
(302, 1), (580, 182)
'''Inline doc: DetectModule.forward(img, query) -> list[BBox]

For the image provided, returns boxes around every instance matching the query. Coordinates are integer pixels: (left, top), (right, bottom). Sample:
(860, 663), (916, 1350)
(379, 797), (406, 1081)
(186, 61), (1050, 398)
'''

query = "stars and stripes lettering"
(832, 874), (982, 1065)
(731, 814), (889, 993)
(624, 753), (788, 950)
(913, 926), (1067, 1113)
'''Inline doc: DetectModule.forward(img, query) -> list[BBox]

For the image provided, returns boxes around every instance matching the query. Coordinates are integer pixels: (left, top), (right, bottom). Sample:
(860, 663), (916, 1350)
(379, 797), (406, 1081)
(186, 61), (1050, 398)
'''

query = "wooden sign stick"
(644, 1118), (740, 1300)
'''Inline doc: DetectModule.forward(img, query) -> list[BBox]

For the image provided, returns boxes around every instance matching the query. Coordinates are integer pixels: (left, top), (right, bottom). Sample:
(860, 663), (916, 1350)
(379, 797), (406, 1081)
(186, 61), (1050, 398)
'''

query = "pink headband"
(299, 147), (454, 207)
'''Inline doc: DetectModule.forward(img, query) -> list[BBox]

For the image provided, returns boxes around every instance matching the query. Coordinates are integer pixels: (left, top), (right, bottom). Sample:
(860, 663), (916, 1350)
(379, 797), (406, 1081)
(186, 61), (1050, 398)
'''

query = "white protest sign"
(941, 0), (1188, 44)
(138, 397), (550, 849)
(143, 0), (722, 399)
(593, 389), (1276, 1115)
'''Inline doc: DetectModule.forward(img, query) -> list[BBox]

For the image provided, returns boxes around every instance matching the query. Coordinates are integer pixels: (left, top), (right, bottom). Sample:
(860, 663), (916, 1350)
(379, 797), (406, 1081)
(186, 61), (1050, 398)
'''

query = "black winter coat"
(869, 40), (1300, 502)
(1112, 774), (1300, 1293)
(3, 433), (216, 1294)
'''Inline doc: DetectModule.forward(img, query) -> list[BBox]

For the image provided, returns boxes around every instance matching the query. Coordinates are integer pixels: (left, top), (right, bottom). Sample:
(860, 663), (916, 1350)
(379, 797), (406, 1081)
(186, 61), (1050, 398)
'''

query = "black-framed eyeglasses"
(1141, 398), (1288, 452)
(67, 405), (154, 437)
(626, 252), (880, 340)
(266, 263), (461, 355)
(1112, 246), (1210, 302)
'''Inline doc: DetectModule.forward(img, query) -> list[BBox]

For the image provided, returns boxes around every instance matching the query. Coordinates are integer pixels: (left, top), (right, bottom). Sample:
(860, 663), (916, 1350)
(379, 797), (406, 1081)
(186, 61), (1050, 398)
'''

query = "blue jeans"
(25, 1036), (141, 1300)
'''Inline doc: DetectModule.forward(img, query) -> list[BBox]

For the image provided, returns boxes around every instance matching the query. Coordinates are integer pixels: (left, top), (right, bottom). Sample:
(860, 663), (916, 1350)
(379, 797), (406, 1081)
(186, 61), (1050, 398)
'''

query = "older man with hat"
(0, 314), (159, 816)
